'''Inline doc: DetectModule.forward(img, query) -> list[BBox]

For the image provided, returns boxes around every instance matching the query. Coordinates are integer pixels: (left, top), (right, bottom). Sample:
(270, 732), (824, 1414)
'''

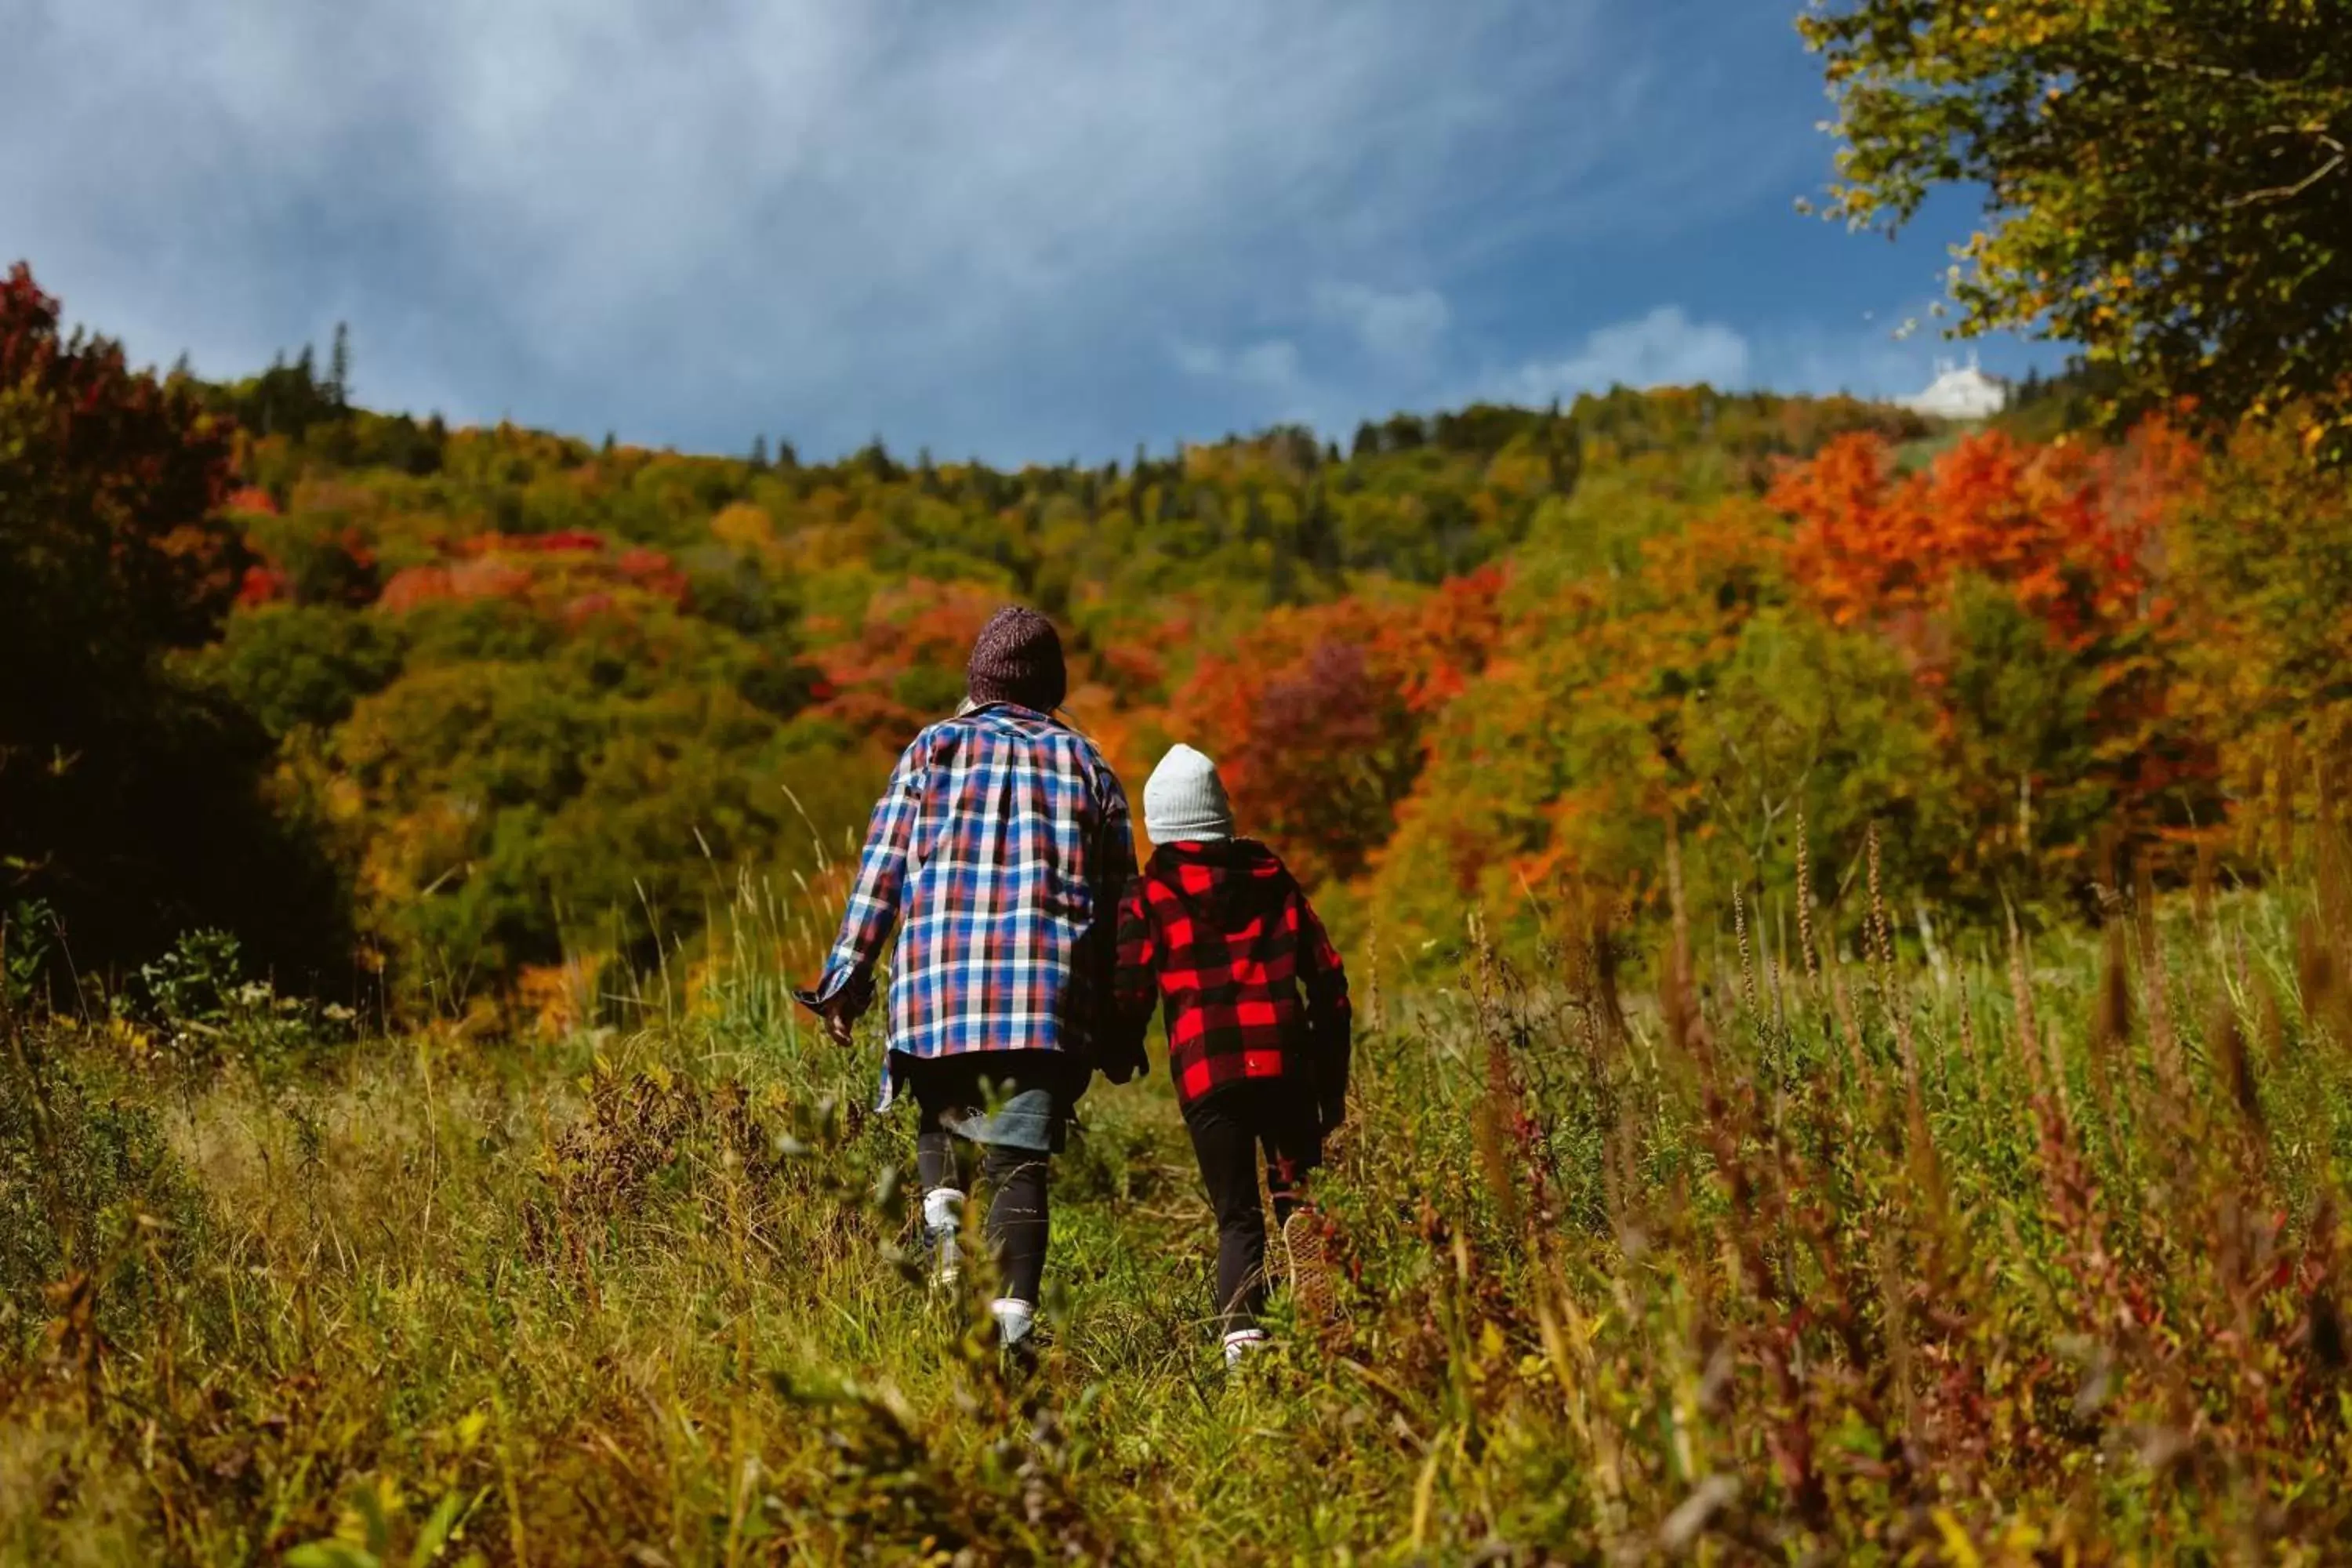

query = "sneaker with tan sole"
(1281, 1205), (1334, 1324)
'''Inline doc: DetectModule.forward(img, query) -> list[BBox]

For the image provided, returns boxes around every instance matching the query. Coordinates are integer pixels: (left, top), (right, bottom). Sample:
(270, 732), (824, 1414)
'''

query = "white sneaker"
(990, 1298), (1036, 1348)
(1222, 1328), (1269, 1369)
(922, 1188), (964, 1286)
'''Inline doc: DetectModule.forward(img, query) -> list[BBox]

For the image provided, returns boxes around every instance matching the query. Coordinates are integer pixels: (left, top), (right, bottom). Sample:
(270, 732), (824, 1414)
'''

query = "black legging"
(917, 1132), (1049, 1305)
(1184, 1084), (1321, 1336)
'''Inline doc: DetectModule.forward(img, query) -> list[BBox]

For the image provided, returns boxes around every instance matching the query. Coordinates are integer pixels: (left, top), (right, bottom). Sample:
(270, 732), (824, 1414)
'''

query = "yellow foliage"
(683, 953), (729, 1019)
(516, 953), (607, 1040)
(105, 1016), (154, 1063)
(709, 500), (775, 552)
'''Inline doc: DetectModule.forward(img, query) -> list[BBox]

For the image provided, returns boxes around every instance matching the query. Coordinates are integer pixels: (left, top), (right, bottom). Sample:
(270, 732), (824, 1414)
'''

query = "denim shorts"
(895, 1050), (1082, 1154)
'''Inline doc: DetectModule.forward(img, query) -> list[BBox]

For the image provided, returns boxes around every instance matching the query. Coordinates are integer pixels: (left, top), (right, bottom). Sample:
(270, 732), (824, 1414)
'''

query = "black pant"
(1184, 1082), (1323, 1336)
(916, 1133), (1048, 1305)
(906, 1053), (1073, 1306)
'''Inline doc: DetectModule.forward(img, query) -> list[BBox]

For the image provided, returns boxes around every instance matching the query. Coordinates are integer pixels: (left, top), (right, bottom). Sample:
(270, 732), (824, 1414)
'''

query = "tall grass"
(3, 829), (2349, 1563)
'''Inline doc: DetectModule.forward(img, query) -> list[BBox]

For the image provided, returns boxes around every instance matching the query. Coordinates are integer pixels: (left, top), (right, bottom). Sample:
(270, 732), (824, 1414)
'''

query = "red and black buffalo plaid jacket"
(1110, 839), (1351, 1120)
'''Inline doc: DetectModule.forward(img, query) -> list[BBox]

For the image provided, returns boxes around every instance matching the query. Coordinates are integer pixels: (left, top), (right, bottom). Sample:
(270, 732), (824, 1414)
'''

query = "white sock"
(922, 1187), (965, 1232)
(990, 1298), (1036, 1346)
(1222, 1328), (1269, 1368)
(922, 1189), (964, 1281)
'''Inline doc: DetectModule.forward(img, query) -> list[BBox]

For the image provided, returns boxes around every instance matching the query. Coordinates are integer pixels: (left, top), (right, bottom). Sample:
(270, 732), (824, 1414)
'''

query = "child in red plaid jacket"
(1111, 744), (1350, 1367)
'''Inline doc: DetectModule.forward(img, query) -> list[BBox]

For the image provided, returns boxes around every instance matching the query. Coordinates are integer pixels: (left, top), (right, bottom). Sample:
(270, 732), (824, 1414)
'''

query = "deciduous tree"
(1803, 1), (2352, 457)
(0, 263), (350, 979)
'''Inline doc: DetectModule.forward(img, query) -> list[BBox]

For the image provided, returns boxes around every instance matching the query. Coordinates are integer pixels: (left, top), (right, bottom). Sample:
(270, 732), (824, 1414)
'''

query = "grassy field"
(5, 837), (2352, 1565)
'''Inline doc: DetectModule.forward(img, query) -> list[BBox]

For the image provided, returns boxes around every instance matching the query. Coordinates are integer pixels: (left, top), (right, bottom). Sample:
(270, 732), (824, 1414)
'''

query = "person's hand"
(802, 971), (872, 1047)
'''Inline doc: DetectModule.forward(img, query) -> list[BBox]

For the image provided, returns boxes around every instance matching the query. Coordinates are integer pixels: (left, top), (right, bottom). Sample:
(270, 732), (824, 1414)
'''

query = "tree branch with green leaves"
(1801, 0), (2352, 459)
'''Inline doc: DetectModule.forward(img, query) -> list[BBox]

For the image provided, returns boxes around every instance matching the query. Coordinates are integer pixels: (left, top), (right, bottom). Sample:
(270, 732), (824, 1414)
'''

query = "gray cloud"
(2, 0), (1824, 460)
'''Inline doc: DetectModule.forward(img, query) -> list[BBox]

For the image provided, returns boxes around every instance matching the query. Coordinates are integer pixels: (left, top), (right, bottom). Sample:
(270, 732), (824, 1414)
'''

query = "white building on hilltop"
(1901, 355), (2012, 421)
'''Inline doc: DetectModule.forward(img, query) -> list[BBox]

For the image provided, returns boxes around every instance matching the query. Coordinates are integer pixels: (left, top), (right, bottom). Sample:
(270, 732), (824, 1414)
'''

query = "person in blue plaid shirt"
(798, 606), (1141, 1350)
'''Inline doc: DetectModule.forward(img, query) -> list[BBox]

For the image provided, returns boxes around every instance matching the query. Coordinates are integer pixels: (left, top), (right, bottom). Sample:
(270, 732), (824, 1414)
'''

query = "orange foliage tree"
(1777, 428), (2185, 644)
(1775, 426), (2215, 869)
(805, 580), (1011, 741)
(1367, 511), (1805, 949)
(376, 532), (688, 620)
(2167, 420), (2352, 851)
(1365, 424), (2227, 963)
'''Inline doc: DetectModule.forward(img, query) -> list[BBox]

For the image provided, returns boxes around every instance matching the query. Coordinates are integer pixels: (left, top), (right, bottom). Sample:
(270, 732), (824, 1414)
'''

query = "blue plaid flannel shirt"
(806, 702), (1135, 1107)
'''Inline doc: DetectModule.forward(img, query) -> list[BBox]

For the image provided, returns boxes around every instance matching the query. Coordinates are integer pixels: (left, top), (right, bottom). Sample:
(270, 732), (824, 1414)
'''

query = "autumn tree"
(1164, 570), (1504, 885)
(2168, 419), (2352, 827)
(1803, 1), (2352, 458)
(1775, 426), (2218, 879)
(0, 263), (353, 982)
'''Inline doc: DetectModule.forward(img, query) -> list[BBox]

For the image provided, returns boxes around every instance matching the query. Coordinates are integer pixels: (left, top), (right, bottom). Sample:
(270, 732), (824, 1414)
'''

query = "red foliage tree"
(1774, 425), (2212, 849)
(0, 262), (247, 659)
(1774, 427), (2188, 651)
(808, 581), (1008, 739)
(376, 534), (688, 618)
(1165, 567), (1506, 883)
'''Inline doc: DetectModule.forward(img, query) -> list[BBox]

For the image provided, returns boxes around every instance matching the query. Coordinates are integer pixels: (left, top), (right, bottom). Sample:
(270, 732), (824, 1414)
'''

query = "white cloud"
(1174, 337), (1304, 393)
(1747, 303), (1962, 402)
(1483, 306), (1754, 403)
(1172, 283), (1450, 436)
(1178, 303), (1758, 440)
(0, 0), (1804, 460)
(1170, 341), (1225, 379)
(1232, 341), (1305, 391)
(1312, 282), (1451, 364)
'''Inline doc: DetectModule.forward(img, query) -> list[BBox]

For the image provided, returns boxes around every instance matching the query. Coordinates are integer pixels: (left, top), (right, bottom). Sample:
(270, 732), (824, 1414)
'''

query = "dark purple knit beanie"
(967, 605), (1067, 711)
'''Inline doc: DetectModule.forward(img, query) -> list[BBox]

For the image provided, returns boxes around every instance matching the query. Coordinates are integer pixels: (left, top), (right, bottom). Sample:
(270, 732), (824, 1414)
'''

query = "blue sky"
(2, 0), (2062, 466)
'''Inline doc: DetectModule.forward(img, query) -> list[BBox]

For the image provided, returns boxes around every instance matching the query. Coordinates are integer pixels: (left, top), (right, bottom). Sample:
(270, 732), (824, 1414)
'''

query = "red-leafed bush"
(453, 529), (606, 556)
(562, 590), (619, 626)
(375, 535), (687, 619)
(525, 529), (606, 554)
(237, 564), (292, 607)
(1163, 567), (1506, 882)
(809, 581), (1010, 738)
(377, 564), (459, 613)
(616, 546), (691, 606)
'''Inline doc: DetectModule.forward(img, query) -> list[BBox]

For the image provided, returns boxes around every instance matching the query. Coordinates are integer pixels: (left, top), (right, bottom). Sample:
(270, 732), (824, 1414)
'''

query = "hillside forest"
(14, 5), (2352, 1558)
(5, 257), (2350, 1024)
